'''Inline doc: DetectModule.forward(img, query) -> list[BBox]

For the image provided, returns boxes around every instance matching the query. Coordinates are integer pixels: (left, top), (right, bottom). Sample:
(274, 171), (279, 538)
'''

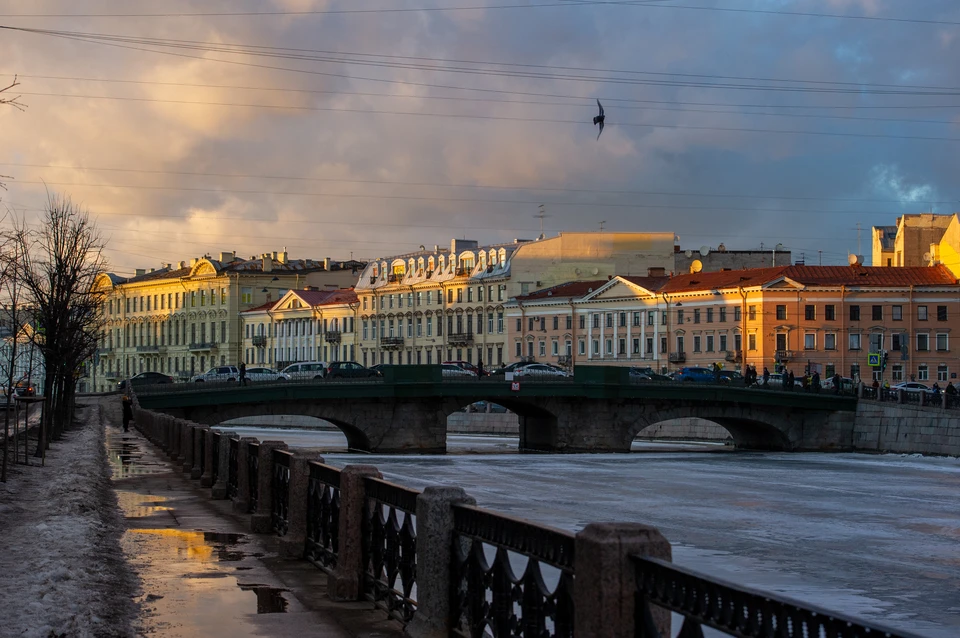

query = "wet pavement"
(105, 418), (403, 637)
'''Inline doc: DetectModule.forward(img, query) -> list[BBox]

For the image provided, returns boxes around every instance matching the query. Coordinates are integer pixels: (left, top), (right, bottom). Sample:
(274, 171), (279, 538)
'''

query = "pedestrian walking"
(787, 370), (795, 391)
(762, 367), (770, 388)
(122, 395), (133, 432)
(832, 373), (841, 394)
(812, 371), (821, 393)
(476, 357), (484, 380)
(239, 361), (247, 386)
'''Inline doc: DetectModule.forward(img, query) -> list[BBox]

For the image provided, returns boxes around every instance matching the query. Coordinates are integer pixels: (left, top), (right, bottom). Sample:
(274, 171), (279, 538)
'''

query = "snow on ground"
(0, 399), (137, 637)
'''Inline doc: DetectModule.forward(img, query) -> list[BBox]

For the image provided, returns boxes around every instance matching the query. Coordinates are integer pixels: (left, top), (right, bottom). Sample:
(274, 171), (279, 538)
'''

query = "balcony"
(668, 352), (686, 364)
(380, 336), (404, 350)
(136, 344), (160, 353)
(448, 332), (474, 346)
(189, 341), (217, 352)
(775, 350), (798, 362)
(252, 335), (267, 347)
(324, 331), (342, 344)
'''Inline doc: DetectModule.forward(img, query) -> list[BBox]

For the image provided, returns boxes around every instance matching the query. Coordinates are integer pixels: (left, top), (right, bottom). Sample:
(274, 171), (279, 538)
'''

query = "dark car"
(629, 367), (672, 382)
(325, 361), (380, 379)
(117, 371), (174, 390)
(718, 370), (744, 385)
(13, 381), (35, 397)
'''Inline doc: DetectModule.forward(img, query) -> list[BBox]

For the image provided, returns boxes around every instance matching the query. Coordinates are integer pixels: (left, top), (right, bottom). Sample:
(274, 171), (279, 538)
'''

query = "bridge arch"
(626, 406), (792, 451)
(440, 396), (559, 452)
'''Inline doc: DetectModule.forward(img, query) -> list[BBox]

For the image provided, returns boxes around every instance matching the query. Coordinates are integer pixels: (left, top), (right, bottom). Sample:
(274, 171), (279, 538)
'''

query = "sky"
(1, 0), (959, 276)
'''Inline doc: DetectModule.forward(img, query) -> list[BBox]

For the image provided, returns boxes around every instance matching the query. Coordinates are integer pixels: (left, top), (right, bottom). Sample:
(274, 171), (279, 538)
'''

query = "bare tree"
(0, 76), (25, 192)
(13, 194), (106, 453)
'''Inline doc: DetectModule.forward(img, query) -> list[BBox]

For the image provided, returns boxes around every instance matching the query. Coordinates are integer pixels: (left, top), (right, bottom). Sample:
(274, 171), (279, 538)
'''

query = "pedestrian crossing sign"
(868, 353), (880, 367)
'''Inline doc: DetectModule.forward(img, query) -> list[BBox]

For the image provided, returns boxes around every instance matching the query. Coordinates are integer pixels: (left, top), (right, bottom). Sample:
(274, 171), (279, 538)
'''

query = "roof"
(782, 264), (958, 287)
(873, 225), (897, 251)
(241, 301), (276, 314)
(661, 267), (788, 294)
(515, 280), (607, 301)
(619, 275), (671, 292)
(292, 288), (358, 307)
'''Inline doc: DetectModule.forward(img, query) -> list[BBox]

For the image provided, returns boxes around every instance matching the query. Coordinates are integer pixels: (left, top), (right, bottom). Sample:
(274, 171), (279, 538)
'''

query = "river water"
(217, 427), (960, 637)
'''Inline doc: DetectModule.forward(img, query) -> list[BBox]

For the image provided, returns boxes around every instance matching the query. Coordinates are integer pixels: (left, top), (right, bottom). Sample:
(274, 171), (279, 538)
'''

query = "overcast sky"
(1, 0), (959, 275)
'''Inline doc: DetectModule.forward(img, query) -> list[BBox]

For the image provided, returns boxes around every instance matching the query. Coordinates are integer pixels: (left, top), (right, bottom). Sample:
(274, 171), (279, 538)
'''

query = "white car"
(760, 373), (803, 389)
(442, 364), (477, 378)
(280, 361), (328, 380)
(191, 365), (240, 383)
(890, 382), (935, 396)
(513, 364), (569, 378)
(243, 367), (287, 383)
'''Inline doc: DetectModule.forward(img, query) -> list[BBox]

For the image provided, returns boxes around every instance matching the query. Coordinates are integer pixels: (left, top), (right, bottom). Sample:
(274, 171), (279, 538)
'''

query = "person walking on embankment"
(121, 395), (133, 433)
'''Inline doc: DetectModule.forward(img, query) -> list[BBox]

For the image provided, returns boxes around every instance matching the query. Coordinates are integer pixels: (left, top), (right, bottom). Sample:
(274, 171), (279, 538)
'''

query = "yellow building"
(94, 251), (363, 390)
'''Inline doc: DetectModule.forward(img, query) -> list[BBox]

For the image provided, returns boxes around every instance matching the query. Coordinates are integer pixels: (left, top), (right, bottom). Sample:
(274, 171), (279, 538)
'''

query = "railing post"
(330, 464), (382, 601)
(574, 523), (672, 638)
(200, 428), (215, 487)
(212, 432), (233, 499)
(943, 392), (948, 409)
(191, 426), (207, 479)
(232, 437), (259, 513)
(251, 441), (288, 533)
(405, 486), (476, 638)
(919, 391), (925, 408)
(170, 419), (183, 462)
(181, 423), (196, 475)
(279, 451), (325, 558)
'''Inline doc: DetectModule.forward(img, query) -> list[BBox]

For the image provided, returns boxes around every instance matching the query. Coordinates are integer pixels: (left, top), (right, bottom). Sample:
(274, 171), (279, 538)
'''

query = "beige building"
(674, 243), (791, 274)
(872, 213), (956, 268)
(871, 226), (897, 268)
(354, 233), (676, 368)
(94, 251), (363, 390)
(239, 288), (359, 370)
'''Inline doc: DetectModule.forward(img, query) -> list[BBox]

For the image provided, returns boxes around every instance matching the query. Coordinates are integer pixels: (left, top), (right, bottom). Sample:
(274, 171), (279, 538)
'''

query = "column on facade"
(626, 311), (631, 360)
(587, 315), (593, 360)
(640, 311), (646, 359)
(653, 309), (660, 361)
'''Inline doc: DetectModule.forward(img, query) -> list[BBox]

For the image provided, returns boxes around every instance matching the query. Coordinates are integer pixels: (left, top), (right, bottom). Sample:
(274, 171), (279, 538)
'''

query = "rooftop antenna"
(534, 204), (549, 240)
(599, 220), (606, 232)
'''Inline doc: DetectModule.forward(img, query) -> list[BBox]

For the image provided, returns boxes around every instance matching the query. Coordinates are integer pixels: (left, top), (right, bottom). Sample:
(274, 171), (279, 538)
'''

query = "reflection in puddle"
(238, 584), (289, 614)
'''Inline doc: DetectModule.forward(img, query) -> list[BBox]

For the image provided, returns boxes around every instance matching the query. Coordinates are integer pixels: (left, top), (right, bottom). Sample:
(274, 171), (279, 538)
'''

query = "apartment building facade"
(94, 251), (362, 390)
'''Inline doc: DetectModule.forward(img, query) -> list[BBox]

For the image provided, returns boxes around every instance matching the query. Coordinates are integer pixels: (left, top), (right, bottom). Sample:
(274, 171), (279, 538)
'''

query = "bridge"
(135, 366), (858, 453)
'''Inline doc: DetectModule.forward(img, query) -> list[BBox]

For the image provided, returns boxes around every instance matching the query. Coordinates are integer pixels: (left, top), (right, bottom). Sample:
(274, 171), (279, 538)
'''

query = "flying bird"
(593, 99), (605, 139)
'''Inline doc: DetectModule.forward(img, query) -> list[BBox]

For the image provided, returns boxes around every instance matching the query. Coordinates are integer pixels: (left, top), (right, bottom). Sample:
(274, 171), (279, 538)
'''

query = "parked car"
(890, 382), (935, 396)
(243, 367), (287, 383)
(513, 364), (569, 378)
(117, 371), (173, 390)
(760, 373), (803, 389)
(490, 361), (536, 376)
(326, 361), (380, 379)
(13, 381), (36, 396)
(629, 367), (672, 382)
(443, 360), (488, 376)
(718, 370), (744, 385)
(442, 363), (477, 378)
(279, 361), (328, 380)
(821, 376), (855, 392)
(677, 367), (716, 383)
(191, 365), (240, 383)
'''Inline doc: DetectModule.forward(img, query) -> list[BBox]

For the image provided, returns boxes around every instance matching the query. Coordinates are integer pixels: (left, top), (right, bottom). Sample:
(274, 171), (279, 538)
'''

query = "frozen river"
(218, 426), (960, 637)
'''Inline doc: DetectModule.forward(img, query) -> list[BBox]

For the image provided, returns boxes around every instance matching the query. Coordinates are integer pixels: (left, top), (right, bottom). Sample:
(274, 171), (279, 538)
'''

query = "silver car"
(279, 361), (328, 380)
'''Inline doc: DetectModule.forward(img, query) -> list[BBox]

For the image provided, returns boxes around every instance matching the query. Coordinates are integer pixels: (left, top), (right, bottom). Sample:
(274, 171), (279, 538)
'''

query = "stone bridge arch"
(438, 396), (560, 451)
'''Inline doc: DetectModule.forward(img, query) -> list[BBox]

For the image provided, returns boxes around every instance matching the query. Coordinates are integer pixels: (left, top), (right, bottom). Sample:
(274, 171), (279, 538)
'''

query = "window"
(804, 333), (816, 350)
(606, 313), (613, 328)
(850, 364), (860, 381)
(719, 307), (726, 322)
(804, 305), (815, 320)
(579, 315), (586, 329)
(719, 335), (728, 351)
(619, 312), (626, 327)
(869, 333), (882, 353)
(706, 308), (713, 323)
(748, 306), (756, 321)
(693, 336), (701, 352)
(872, 305), (882, 321)
(457, 289), (463, 303)
(733, 307), (741, 322)
(447, 289), (454, 304)
(539, 341), (546, 357)
(566, 316), (572, 330)
(677, 309), (684, 324)
(848, 333), (861, 350)
(497, 313), (504, 333)
(647, 312), (655, 326)
(776, 305), (786, 320)
(677, 336), (685, 353)
(517, 318), (522, 332)
(593, 314), (600, 329)
(892, 364), (903, 381)
(748, 334), (757, 351)
(578, 340), (586, 355)
(849, 305), (860, 321)
(553, 316), (559, 330)
(191, 291), (197, 307)
(938, 305), (948, 321)
(918, 364), (929, 381)
(706, 335), (714, 352)
(632, 338), (640, 354)
(824, 304), (835, 321)
(937, 333), (948, 352)
(552, 341), (559, 356)
(938, 365), (948, 382)
(618, 338), (625, 354)
(692, 309), (701, 324)
(892, 305), (902, 321)
(241, 287), (253, 304)
(918, 305), (928, 321)
(917, 333), (929, 352)
(516, 342), (522, 357)
(528, 318), (535, 332)
(633, 312), (641, 327)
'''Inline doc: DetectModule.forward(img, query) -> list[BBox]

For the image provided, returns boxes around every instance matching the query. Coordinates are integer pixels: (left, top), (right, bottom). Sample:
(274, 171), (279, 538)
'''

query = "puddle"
(106, 433), (170, 477)
(238, 584), (289, 614)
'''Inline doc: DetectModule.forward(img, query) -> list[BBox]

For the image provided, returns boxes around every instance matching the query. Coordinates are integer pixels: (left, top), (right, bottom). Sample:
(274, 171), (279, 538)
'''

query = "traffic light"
(882, 351), (888, 371)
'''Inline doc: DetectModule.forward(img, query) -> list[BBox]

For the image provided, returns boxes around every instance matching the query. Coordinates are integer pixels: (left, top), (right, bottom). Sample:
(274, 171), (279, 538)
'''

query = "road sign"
(868, 353), (880, 367)
(511, 381), (520, 392)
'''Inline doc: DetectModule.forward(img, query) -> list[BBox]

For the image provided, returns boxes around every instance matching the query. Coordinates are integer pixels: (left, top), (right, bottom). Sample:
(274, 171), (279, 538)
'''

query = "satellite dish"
(923, 252), (931, 263)
(591, 267), (599, 275)
(700, 246), (710, 257)
(690, 260), (703, 274)
(685, 250), (693, 258)
(848, 254), (859, 266)
(775, 243), (784, 251)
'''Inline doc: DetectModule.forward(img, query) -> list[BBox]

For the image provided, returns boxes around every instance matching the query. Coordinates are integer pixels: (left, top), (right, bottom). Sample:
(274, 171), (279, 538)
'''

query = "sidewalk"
(105, 396), (404, 637)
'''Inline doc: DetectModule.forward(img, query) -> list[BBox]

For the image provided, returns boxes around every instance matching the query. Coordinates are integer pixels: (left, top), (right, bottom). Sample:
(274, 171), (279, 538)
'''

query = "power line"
(10, 91), (960, 143)
(2, 161), (954, 206)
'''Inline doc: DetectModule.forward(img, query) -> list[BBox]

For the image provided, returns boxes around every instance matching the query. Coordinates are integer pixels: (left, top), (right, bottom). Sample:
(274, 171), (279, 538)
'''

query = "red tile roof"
(241, 301), (276, 314)
(783, 265), (958, 286)
(515, 280), (608, 301)
(660, 267), (788, 294)
(619, 275), (671, 292)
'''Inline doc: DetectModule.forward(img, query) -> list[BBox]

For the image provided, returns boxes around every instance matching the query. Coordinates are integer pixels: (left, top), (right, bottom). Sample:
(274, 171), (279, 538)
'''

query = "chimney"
(647, 267), (666, 277)
(135, 268), (146, 277)
(177, 261), (186, 269)
(262, 256), (273, 272)
(272, 251), (278, 260)
(219, 251), (235, 263)
(324, 257), (331, 271)
(279, 250), (288, 264)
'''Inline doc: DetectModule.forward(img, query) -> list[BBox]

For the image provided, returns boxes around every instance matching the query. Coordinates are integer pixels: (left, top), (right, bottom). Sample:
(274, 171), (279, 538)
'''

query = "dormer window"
(428, 256), (435, 271)
(418, 257), (425, 272)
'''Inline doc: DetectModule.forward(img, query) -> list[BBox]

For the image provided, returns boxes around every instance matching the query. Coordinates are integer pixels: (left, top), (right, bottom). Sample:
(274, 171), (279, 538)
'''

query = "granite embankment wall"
(853, 400), (960, 456)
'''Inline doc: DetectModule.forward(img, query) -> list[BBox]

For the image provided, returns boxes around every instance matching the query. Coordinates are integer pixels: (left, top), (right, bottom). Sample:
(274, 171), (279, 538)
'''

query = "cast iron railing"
(248, 442), (260, 513)
(210, 432), (220, 486)
(451, 504), (575, 638)
(362, 477), (419, 623)
(227, 437), (239, 499)
(900, 390), (922, 405)
(272, 449), (293, 536)
(633, 555), (924, 638)
(862, 386), (878, 400)
(305, 462), (341, 573)
(946, 393), (960, 409)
